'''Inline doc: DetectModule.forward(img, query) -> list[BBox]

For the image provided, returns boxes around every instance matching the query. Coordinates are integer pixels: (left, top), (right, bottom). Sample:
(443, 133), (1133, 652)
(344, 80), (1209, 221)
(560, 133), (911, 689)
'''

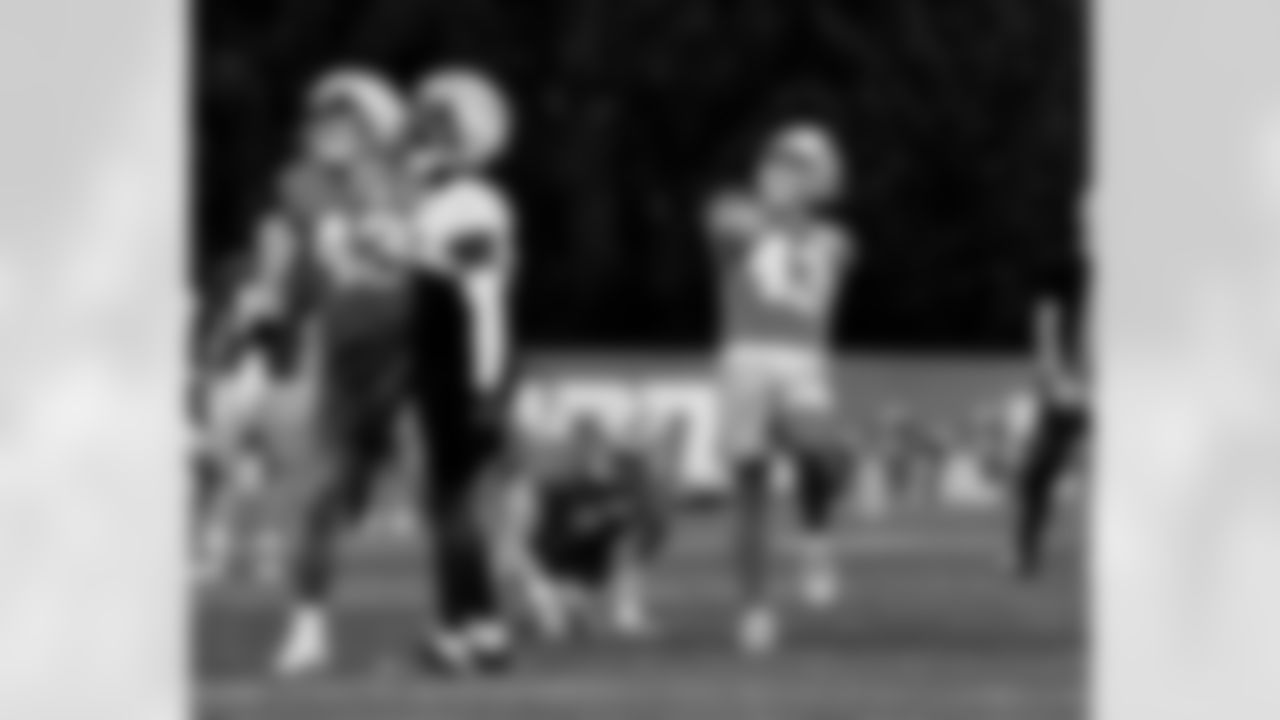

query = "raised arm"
(704, 189), (763, 261)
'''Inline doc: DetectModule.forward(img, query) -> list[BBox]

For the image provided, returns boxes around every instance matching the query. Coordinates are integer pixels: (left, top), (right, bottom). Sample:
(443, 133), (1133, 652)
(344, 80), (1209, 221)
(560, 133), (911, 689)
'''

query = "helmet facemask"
(754, 122), (844, 214)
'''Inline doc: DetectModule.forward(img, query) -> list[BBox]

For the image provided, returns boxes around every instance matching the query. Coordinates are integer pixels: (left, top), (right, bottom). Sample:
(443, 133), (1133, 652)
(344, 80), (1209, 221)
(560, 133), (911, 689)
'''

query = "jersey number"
(752, 241), (839, 316)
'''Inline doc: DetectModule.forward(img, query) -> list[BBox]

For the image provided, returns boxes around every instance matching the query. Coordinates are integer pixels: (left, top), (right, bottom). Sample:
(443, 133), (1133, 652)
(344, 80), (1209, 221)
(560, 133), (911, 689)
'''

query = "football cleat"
(411, 630), (476, 676)
(797, 539), (841, 610)
(272, 606), (332, 678)
(738, 606), (779, 656)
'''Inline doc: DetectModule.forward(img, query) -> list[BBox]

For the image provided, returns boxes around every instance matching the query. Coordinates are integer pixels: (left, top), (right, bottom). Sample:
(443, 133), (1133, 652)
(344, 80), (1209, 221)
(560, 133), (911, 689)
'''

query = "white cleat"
(527, 577), (572, 640)
(800, 564), (841, 610)
(273, 608), (332, 678)
(797, 536), (841, 610)
(466, 619), (512, 656)
(609, 593), (656, 639)
(465, 619), (514, 671)
(608, 569), (657, 639)
(738, 607), (779, 656)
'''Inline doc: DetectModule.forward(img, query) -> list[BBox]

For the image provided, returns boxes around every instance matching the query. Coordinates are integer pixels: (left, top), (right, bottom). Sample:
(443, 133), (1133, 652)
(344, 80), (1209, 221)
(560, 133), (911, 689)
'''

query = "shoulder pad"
(412, 178), (514, 268)
(417, 178), (512, 233)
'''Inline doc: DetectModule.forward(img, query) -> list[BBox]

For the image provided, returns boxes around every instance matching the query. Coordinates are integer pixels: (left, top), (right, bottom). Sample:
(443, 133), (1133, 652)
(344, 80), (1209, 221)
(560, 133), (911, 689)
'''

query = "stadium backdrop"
(197, 0), (1082, 509)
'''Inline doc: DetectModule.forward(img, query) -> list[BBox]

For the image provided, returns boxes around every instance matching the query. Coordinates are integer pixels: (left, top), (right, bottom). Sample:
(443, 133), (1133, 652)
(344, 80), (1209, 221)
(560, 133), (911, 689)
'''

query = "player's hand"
(707, 191), (764, 241)
(1039, 365), (1086, 407)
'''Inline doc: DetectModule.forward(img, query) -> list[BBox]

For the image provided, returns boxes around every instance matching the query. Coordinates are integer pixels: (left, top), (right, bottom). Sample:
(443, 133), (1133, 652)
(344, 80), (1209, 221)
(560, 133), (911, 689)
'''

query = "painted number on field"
(515, 377), (723, 490)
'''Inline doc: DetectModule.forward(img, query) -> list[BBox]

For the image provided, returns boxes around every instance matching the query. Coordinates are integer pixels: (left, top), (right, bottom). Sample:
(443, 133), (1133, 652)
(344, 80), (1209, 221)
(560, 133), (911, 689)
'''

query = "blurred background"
(195, 0), (1087, 351)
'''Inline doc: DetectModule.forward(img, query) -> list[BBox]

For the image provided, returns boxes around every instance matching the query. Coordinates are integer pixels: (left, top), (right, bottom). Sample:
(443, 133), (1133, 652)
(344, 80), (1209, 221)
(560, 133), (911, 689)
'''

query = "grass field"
(196, 502), (1084, 720)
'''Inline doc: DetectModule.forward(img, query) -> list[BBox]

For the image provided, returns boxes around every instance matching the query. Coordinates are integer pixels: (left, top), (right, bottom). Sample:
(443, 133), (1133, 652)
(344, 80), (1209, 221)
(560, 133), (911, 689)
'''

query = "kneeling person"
(500, 419), (669, 640)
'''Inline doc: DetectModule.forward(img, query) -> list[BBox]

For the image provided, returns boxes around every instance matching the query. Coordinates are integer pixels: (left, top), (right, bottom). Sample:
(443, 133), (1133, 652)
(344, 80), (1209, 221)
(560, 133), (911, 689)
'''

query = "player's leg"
(273, 464), (344, 675)
(409, 277), (511, 672)
(777, 356), (847, 609)
(416, 402), (511, 670)
(605, 467), (669, 638)
(191, 381), (235, 586)
(722, 355), (781, 653)
(273, 363), (395, 675)
(1010, 397), (1087, 579)
(735, 449), (778, 653)
(272, 429), (376, 674)
(193, 357), (271, 585)
(604, 525), (657, 638)
(498, 475), (575, 639)
(192, 439), (234, 586)
(787, 426), (848, 609)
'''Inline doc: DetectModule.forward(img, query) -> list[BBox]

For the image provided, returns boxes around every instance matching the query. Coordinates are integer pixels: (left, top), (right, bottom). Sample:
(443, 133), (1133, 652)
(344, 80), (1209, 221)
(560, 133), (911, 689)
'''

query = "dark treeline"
(196, 0), (1087, 351)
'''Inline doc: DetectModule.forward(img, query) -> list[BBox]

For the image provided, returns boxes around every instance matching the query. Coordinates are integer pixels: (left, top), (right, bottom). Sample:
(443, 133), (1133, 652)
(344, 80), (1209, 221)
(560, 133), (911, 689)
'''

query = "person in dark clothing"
(499, 419), (671, 640)
(401, 66), (519, 673)
(1011, 248), (1091, 580)
(407, 264), (512, 672)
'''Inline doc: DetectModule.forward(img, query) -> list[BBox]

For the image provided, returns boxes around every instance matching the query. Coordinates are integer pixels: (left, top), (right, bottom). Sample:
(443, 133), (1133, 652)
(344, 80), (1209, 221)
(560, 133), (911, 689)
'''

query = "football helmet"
(307, 67), (406, 147)
(762, 121), (845, 204)
(412, 66), (513, 169)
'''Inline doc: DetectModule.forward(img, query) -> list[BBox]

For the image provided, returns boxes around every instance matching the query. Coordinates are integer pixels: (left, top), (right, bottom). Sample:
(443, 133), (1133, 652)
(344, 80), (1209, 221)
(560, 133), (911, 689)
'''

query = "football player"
(268, 67), (416, 676)
(192, 196), (322, 587)
(497, 416), (671, 642)
(1009, 250), (1091, 579)
(400, 66), (520, 672)
(705, 120), (855, 653)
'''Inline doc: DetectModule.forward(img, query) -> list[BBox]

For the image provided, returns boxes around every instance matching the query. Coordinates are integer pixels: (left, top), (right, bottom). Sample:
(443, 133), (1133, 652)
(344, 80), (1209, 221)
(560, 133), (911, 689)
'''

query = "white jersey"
(411, 176), (517, 392)
(713, 198), (851, 348)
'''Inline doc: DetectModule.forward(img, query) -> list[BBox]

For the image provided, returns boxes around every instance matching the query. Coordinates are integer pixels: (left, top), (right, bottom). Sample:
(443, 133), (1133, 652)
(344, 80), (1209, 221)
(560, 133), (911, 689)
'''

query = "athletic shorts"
(717, 342), (836, 460)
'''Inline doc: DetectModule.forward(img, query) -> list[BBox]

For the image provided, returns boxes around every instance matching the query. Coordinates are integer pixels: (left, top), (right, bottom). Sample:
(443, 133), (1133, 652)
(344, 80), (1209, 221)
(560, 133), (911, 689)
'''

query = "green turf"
(196, 506), (1083, 720)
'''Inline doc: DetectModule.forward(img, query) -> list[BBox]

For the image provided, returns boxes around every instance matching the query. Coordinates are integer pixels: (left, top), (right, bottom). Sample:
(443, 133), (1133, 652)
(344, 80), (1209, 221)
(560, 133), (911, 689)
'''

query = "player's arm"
(827, 223), (856, 273)
(704, 190), (762, 260)
(243, 215), (299, 316)
(214, 212), (304, 356)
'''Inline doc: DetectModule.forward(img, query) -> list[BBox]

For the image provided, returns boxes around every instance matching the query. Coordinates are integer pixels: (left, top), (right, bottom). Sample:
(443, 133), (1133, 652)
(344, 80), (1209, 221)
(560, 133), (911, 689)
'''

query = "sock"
(736, 457), (772, 614)
(795, 450), (842, 536)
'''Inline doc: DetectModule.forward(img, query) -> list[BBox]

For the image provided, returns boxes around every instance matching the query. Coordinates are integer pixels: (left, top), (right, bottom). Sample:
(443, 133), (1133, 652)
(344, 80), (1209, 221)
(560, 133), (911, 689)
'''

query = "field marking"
(201, 673), (1081, 713)
(198, 529), (1074, 613)
(198, 568), (1066, 615)
(233, 521), (1016, 563)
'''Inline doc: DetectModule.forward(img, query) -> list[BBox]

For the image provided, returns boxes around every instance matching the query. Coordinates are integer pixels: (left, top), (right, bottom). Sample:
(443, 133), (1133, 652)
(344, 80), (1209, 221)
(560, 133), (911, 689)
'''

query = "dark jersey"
(531, 448), (667, 584)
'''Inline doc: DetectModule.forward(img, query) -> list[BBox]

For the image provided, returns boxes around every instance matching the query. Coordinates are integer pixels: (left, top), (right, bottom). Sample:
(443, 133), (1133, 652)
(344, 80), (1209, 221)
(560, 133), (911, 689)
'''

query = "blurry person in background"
(1009, 250), (1090, 580)
(401, 66), (520, 673)
(970, 390), (1040, 489)
(496, 415), (672, 643)
(192, 197), (320, 587)
(267, 67), (417, 676)
(876, 403), (947, 504)
(705, 119), (856, 654)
